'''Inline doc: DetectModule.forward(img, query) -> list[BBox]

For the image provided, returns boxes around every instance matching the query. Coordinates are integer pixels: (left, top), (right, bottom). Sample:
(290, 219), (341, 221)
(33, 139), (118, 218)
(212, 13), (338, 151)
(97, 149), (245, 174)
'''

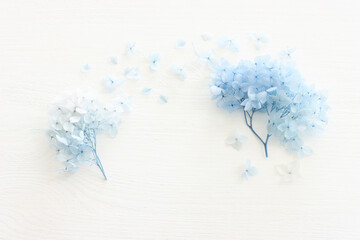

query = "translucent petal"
(150, 63), (158, 71)
(126, 41), (136, 55)
(109, 56), (119, 64)
(241, 172), (249, 180)
(201, 33), (212, 41)
(175, 39), (186, 48)
(81, 64), (91, 73)
(56, 154), (68, 162)
(56, 135), (68, 145)
(247, 166), (258, 176)
(225, 136), (236, 145)
(141, 88), (152, 95)
(70, 116), (81, 123)
(158, 94), (168, 104)
(124, 67), (140, 80)
(210, 86), (222, 95)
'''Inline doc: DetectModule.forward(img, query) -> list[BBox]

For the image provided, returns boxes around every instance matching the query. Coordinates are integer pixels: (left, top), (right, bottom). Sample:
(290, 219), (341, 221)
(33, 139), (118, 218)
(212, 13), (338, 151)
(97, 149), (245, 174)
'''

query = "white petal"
(56, 154), (68, 162)
(225, 136), (236, 145)
(56, 135), (68, 145)
(70, 116), (81, 123)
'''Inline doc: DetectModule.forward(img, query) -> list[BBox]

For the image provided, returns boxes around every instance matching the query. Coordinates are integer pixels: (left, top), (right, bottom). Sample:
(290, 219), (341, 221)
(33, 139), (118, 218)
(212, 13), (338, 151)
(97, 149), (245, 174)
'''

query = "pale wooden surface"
(0, 0), (359, 239)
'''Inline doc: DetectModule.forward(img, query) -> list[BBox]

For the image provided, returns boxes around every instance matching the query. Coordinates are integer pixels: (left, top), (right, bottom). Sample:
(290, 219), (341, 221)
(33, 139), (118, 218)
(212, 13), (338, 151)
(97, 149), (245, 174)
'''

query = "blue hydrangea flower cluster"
(47, 90), (132, 179)
(209, 55), (329, 157)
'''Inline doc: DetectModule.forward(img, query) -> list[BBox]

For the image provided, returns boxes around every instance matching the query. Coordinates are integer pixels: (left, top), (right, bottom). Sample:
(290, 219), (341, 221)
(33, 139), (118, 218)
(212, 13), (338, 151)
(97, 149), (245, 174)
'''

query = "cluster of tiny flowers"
(209, 55), (329, 157)
(47, 90), (132, 179)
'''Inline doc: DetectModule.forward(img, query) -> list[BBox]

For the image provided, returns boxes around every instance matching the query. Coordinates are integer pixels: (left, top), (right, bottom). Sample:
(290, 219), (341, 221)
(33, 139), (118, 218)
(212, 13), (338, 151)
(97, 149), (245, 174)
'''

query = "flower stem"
(243, 110), (271, 158)
(88, 130), (107, 180)
(94, 150), (107, 180)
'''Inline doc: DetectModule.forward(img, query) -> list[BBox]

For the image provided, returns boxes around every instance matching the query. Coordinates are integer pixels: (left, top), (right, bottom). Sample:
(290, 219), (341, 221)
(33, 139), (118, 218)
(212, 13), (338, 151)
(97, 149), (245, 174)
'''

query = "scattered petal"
(81, 64), (91, 73)
(250, 33), (269, 50)
(126, 41), (136, 56)
(158, 94), (168, 104)
(149, 53), (161, 71)
(241, 160), (258, 180)
(279, 46), (296, 60)
(103, 76), (123, 92)
(197, 50), (216, 65)
(124, 67), (140, 80)
(201, 33), (213, 41)
(217, 37), (239, 52)
(171, 65), (187, 80)
(226, 132), (247, 150)
(141, 88), (152, 95)
(176, 39), (186, 48)
(275, 161), (300, 182)
(109, 56), (119, 64)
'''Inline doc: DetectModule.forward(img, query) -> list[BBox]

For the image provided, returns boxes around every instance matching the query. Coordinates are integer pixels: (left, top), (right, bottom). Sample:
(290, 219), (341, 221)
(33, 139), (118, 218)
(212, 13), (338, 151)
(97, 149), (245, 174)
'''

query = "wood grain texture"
(0, 0), (359, 239)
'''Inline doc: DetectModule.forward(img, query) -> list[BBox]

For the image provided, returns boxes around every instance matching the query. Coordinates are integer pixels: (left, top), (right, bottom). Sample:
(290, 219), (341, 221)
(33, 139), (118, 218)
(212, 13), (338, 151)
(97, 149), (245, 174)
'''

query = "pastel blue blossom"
(197, 50), (216, 65)
(47, 90), (132, 179)
(217, 37), (239, 52)
(226, 132), (248, 151)
(250, 33), (269, 50)
(124, 67), (140, 80)
(81, 64), (91, 73)
(102, 76), (123, 92)
(126, 41), (136, 55)
(210, 85), (222, 95)
(275, 160), (300, 182)
(208, 55), (329, 158)
(176, 39), (186, 48)
(158, 94), (168, 104)
(241, 160), (258, 180)
(141, 88), (152, 95)
(109, 56), (119, 64)
(171, 65), (187, 80)
(279, 46), (296, 60)
(149, 53), (161, 71)
(201, 33), (213, 41)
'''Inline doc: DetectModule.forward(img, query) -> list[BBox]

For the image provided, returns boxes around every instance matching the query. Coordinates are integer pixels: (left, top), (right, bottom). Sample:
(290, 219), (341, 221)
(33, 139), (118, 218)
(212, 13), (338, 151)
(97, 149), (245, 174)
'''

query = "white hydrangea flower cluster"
(47, 89), (132, 179)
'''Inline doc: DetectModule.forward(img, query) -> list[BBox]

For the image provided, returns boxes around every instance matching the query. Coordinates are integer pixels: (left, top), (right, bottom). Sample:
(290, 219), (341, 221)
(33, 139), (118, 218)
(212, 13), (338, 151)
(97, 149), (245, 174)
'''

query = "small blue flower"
(158, 94), (168, 104)
(102, 76), (123, 92)
(197, 50), (216, 65)
(126, 41), (136, 56)
(175, 39), (186, 48)
(226, 132), (247, 151)
(276, 160), (300, 182)
(141, 88), (152, 95)
(149, 53), (161, 71)
(217, 37), (239, 52)
(279, 46), (296, 60)
(210, 85), (222, 96)
(277, 118), (298, 139)
(124, 67), (140, 80)
(171, 65), (187, 80)
(241, 87), (268, 111)
(241, 160), (258, 180)
(81, 64), (91, 73)
(250, 33), (269, 50)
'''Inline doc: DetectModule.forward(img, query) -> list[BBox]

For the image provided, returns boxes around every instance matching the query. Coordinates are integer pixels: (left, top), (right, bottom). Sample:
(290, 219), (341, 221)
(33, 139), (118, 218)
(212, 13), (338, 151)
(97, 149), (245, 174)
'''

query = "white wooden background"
(0, 0), (359, 239)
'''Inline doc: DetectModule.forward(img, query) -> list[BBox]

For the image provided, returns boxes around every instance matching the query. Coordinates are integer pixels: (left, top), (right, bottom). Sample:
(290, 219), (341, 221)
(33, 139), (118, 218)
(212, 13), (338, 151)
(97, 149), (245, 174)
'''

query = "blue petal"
(141, 88), (152, 95)
(109, 56), (119, 64)
(176, 39), (186, 48)
(81, 64), (91, 73)
(159, 94), (168, 104)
